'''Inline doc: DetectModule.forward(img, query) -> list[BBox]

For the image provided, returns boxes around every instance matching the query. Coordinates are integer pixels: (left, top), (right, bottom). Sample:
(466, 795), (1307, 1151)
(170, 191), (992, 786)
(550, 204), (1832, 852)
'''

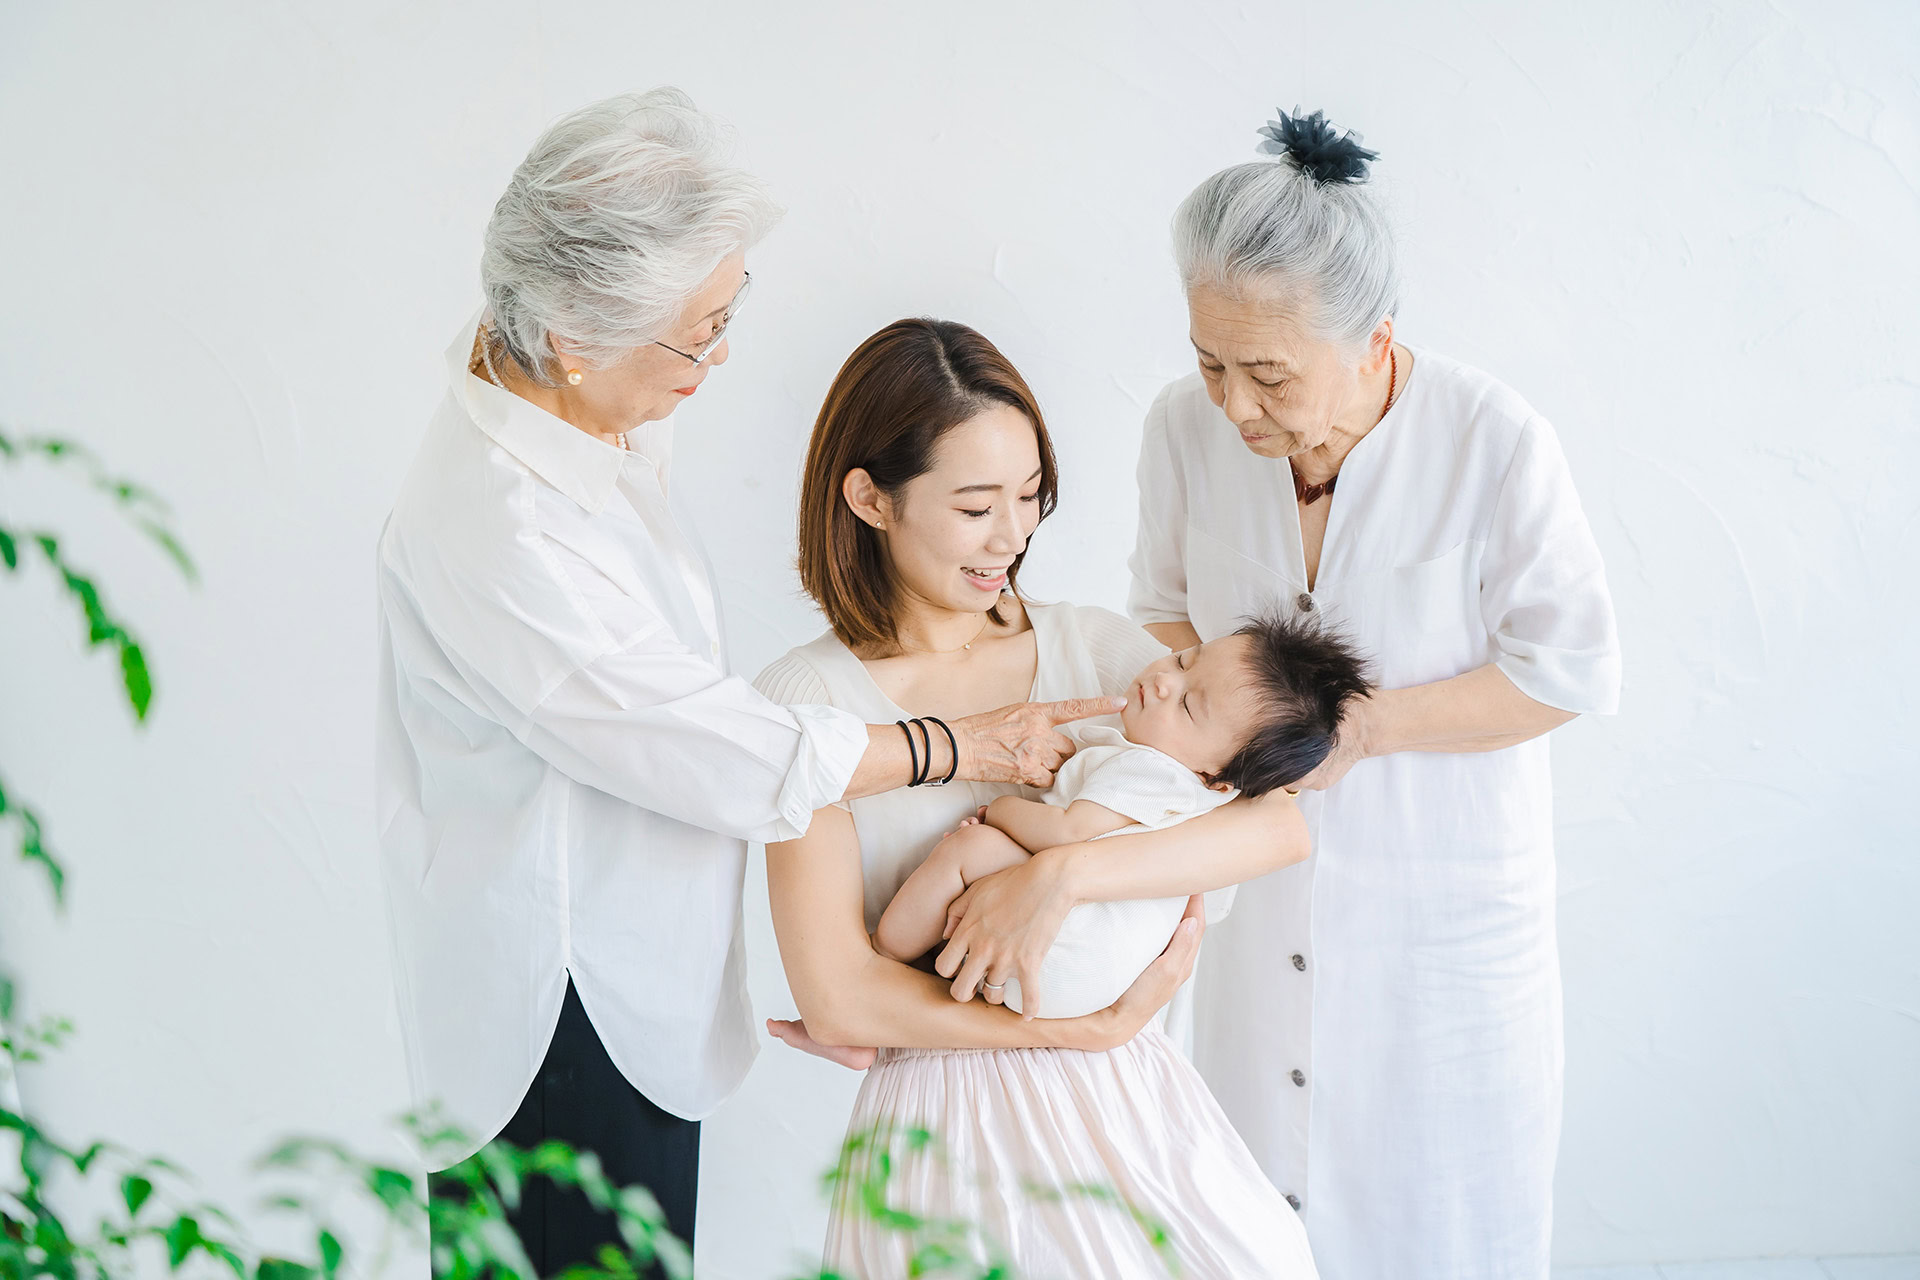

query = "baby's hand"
(766, 1018), (877, 1071)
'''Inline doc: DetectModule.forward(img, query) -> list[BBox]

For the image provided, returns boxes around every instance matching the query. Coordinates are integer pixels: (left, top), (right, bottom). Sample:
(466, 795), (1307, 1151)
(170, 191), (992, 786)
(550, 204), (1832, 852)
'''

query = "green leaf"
(136, 519), (198, 584)
(476, 1143), (522, 1211)
(0, 526), (15, 570)
(654, 1234), (694, 1280)
(20, 809), (67, 906)
(164, 1215), (202, 1269)
(257, 1260), (320, 1280)
(365, 1166), (416, 1213)
(121, 641), (152, 720)
(317, 1229), (341, 1278)
(615, 1184), (663, 1228)
(207, 1241), (247, 1277)
(122, 1174), (155, 1217)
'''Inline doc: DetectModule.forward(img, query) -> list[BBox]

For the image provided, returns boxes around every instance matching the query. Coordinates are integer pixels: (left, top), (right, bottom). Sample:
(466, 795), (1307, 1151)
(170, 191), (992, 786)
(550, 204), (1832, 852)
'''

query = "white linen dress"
(1128, 352), (1620, 1280)
(755, 600), (1319, 1280)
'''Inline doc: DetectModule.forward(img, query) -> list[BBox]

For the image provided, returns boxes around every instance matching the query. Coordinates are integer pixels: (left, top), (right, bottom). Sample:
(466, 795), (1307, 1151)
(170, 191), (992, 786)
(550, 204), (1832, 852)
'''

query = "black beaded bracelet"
(922, 715), (959, 786)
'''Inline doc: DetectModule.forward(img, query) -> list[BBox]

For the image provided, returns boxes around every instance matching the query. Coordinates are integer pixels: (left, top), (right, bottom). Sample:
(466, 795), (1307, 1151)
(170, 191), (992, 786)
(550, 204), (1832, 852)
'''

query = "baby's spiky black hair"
(1212, 610), (1373, 796)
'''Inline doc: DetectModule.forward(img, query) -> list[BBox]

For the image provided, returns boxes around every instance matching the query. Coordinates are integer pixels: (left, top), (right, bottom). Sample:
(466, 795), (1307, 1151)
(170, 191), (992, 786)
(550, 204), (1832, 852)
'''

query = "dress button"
(1291, 954), (1306, 971)
(1286, 1194), (1302, 1210)
(1296, 592), (1315, 612)
(1290, 1069), (1306, 1087)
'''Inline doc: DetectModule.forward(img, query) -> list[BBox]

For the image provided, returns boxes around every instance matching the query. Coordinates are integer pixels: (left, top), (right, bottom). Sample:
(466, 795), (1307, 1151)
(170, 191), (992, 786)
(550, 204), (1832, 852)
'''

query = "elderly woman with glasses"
(374, 89), (1117, 1273)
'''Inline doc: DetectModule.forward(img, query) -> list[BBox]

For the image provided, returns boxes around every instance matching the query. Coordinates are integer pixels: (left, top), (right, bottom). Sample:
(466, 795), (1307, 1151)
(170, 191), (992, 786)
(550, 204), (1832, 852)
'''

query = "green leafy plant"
(818, 1122), (1181, 1279)
(0, 428), (196, 904)
(0, 436), (1181, 1280)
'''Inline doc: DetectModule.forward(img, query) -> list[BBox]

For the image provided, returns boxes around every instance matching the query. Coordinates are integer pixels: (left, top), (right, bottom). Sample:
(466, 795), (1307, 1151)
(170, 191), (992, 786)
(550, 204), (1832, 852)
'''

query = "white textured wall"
(2, 2), (1915, 1275)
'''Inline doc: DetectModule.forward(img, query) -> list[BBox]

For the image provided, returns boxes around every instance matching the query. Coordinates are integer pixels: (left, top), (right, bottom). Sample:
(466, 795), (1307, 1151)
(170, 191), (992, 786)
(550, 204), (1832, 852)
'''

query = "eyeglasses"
(654, 272), (752, 365)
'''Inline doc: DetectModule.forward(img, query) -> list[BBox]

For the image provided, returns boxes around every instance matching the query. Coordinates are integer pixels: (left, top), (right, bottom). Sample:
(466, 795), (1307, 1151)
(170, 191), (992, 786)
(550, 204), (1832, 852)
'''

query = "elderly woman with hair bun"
(1124, 110), (1622, 1277)
(373, 89), (1117, 1273)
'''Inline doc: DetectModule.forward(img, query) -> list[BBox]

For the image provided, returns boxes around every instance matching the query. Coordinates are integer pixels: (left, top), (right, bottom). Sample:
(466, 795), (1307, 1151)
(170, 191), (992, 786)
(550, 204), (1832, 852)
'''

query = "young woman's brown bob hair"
(798, 318), (1059, 652)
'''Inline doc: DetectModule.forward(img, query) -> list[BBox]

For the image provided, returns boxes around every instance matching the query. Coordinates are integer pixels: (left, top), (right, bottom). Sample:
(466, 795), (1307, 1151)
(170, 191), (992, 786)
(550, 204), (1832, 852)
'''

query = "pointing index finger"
(1038, 696), (1129, 726)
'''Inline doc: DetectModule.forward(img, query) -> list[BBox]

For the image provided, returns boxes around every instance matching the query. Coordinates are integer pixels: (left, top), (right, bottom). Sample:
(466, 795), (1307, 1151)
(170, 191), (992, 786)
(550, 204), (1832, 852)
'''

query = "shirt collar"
(444, 310), (672, 514)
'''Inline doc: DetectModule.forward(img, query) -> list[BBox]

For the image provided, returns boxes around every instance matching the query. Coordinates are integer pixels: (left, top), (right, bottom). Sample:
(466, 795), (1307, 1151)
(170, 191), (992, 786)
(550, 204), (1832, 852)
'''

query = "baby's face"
(1118, 635), (1263, 786)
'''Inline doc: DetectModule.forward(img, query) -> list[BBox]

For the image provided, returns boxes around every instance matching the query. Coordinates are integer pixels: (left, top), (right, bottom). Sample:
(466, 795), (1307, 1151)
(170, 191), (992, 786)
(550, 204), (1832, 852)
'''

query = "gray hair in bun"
(1173, 108), (1400, 354)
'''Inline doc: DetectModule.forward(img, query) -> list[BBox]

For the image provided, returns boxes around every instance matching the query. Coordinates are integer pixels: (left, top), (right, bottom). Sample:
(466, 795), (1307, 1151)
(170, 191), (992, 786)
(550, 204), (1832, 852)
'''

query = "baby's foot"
(766, 1018), (877, 1070)
(945, 806), (991, 837)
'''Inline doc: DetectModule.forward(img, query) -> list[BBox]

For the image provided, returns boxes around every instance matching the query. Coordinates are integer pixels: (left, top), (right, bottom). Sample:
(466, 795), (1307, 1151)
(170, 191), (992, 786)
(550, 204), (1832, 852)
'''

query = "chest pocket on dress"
(1342, 540), (1484, 688)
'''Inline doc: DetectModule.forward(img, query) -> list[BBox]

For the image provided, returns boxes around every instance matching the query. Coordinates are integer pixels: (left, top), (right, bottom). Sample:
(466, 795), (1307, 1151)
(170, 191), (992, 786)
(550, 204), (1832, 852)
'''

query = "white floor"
(1557, 1259), (1920, 1279)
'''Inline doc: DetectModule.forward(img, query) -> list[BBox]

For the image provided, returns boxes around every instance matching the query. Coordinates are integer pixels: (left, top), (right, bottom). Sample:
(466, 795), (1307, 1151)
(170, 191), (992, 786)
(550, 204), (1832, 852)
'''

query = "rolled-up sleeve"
(519, 634), (868, 843)
(384, 514), (867, 845)
(1127, 387), (1191, 626)
(1479, 417), (1622, 715)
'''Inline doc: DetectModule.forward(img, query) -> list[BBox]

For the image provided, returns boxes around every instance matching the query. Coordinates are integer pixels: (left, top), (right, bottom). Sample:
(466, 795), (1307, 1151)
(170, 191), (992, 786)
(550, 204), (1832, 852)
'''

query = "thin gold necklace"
(896, 612), (992, 655)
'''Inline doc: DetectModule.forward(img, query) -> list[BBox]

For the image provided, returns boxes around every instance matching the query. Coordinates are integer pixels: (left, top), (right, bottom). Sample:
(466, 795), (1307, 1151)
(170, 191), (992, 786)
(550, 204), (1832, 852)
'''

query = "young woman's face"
(874, 404), (1045, 617)
(1120, 635), (1262, 780)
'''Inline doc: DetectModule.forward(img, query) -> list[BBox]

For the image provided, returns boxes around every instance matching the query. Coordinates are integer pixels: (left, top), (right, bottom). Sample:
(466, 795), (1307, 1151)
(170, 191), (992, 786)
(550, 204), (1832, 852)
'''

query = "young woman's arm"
(765, 804), (1201, 1049)
(934, 788), (1307, 1013)
(983, 796), (1132, 852)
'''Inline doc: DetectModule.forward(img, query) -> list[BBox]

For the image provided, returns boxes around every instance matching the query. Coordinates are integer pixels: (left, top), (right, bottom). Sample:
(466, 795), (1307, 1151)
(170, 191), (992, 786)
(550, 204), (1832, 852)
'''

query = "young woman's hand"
(935, 845), (1078, 1016)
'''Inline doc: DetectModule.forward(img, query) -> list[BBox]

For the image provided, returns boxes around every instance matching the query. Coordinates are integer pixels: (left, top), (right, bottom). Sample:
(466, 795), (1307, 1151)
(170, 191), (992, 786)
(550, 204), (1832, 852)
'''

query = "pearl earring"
(565, 369), (583, 386)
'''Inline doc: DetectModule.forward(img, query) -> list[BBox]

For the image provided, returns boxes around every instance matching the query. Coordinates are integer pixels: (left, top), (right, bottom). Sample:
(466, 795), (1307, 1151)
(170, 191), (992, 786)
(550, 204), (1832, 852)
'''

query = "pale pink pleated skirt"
(822, 1027), (1319, 1279)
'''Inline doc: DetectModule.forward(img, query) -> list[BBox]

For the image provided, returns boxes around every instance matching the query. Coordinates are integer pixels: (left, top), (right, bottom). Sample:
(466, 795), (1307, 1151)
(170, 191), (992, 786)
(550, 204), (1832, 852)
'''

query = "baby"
(770, 611), (1368, 1066)
(873, 610), (1370, 1018)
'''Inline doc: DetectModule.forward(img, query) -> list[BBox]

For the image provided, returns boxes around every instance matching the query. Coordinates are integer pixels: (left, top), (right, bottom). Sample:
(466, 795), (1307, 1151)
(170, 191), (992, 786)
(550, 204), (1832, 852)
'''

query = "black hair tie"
(896, 719), (924, 787)
(898, 717), (959, 786)
(1256, 107), (1378, 185)
(922, 716), (959, 786)
(912, 719), (934, 785)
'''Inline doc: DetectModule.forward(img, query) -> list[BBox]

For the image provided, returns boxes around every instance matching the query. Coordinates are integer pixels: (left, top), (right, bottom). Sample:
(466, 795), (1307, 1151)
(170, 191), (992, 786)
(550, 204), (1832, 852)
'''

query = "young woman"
(754, 318), (1320, 1278)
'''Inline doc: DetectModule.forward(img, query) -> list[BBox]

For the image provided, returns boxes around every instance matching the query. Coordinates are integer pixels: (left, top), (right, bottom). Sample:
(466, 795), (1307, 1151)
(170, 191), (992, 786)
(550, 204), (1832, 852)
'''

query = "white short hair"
(481, 88), (780, 385)
(1172, 157), (1399, 355)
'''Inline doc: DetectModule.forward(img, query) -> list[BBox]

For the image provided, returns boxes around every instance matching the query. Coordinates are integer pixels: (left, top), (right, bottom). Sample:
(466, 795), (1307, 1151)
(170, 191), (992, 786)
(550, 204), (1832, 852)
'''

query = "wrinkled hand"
(951, 697), (1127, 788)
(1105, 896), (1206, 1040)
(935, 849), (1076, 1017)
(1289, 695), (1375, 792)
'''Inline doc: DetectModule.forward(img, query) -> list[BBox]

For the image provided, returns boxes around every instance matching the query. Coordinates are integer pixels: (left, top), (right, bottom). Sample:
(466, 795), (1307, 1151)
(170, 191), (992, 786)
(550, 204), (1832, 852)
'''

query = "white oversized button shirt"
(376, 316), (868, 1166)
(1130, 352), (1619, 1280)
